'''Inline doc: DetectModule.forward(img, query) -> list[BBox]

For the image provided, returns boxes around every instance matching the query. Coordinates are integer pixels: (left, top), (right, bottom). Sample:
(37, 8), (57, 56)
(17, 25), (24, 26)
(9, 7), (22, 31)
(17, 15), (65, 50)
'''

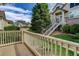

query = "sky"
(0, 3), (55, 23)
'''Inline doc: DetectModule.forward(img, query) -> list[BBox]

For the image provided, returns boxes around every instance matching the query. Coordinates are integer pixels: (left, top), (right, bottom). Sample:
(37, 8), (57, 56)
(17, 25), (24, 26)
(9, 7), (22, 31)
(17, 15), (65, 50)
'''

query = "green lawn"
(53, 34), (79, 43)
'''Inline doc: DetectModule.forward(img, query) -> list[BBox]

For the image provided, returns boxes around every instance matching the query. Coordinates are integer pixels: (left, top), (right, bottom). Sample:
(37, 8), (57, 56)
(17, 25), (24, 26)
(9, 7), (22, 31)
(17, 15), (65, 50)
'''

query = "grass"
(53, 34), (79, 43)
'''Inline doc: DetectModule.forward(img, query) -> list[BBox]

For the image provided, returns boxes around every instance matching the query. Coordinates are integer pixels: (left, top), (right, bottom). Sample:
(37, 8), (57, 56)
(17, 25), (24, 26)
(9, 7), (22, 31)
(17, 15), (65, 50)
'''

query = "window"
(75, 3), (79, 6)
(70, 3), (79, 8)
(70, 3), (75, 8)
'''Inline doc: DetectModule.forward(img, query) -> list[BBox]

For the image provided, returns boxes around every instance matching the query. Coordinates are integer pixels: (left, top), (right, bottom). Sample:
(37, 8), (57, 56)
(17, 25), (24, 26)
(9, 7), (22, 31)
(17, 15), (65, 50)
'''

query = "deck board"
(0, 44), (34, 56)
(0, 45), (16, 56)
(15, 44), (34, 56)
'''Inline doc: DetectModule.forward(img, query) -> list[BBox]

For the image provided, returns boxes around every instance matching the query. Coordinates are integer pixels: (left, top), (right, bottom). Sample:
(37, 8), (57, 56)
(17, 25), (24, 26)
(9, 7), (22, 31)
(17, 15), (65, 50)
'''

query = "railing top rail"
(24, 30), (79, 47)
(0, 30), (21, 32)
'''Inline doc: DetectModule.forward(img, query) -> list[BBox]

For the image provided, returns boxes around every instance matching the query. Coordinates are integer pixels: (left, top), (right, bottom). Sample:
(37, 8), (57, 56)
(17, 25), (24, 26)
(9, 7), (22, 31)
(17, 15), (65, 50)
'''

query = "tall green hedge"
(61, 24), (70, 33)
(61, 24), (79, 34)
(4, 26), (20, 31)
(70, 24), (79, 34)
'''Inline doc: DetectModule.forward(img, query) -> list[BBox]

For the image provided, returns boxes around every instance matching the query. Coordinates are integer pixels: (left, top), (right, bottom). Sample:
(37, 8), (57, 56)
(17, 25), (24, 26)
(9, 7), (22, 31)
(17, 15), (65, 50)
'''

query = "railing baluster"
(41, 37), (43, 55)
(50, 39), (53, 56)
(47, 38), (50, 55)
(2, 32), (3, 44)
(0, 32), (2, 44)
(8, 31), (10, 44)
(9, 32), (12, 43)
(5, 31), (6, 45)
(39, 37), (42, 54)
(33, 36), (35, 47)
(12, 32), (13, 43)
(13, 32), (16, 43)
(9, 32), (11, 44)
(55, 41), (57, 55)
(3, 31), (5, 44)
(21, 31), (24, 43)
(3, 32), (4, 45)
(42, 37), (44, 56)
(0, 33), (1, 45)
(65, 44), (69, 56)
(44, 37), (46, 56)
(38, 37), (42, 55)
(6, 31), (9, 44)
(59, 42), (62, 56)
(4, 32), (6, 45)
(19, 31), (21, 42)
(74, 47), (77, 56)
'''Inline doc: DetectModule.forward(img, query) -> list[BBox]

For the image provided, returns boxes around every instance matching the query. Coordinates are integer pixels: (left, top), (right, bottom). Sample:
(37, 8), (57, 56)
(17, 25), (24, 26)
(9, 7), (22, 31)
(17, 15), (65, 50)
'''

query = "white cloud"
(0, 5), (32, 23)
(5, 11), (32, 22)
(0, 5), (32, 14)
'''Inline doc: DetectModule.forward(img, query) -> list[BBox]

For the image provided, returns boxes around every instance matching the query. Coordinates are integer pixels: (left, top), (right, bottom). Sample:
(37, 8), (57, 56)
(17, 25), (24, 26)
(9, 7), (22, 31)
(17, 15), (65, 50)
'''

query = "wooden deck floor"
(0, 43), (34, 56)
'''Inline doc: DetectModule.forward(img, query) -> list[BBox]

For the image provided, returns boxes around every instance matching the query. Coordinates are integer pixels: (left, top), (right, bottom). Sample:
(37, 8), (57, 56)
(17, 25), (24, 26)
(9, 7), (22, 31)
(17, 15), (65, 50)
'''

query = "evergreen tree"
(30, 3), (51, 33)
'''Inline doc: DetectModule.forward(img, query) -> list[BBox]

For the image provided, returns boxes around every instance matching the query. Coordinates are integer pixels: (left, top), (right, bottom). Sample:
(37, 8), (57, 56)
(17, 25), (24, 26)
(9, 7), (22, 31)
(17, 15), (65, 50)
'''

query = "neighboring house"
(43, 3), (79, 35)
(3, 19), (13, 27)
(0, 11), (6, 30)
(0, 11), (13, 30)
(0, 3), (7, 30)
(50, 3), (79, 25)
(15, 20), (31, 28)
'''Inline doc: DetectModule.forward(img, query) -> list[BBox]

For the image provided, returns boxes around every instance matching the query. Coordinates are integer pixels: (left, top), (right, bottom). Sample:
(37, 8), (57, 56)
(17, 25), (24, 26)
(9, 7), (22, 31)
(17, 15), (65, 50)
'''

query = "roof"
(51, 3), (67, 15)
(4, 20), (13, 24)
(0, 11), (6, 19)
(15, 20), (27, 25)
(0, 10), (13, 24)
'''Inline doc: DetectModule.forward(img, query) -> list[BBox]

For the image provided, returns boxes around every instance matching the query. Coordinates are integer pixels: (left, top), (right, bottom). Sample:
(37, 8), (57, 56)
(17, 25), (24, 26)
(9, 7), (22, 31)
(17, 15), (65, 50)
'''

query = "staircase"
(43, 3), (67, 36)
(43, 22), (61, 35)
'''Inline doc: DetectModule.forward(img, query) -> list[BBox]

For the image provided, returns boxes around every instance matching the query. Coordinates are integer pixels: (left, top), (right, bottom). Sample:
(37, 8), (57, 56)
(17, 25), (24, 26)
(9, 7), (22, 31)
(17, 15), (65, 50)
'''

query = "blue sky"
(0, 3), (55, 22)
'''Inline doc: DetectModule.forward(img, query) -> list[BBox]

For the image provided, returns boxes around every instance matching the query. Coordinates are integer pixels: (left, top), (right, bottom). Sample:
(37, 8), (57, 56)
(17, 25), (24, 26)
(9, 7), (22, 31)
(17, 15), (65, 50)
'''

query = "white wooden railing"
(0, 30), (79, 56)
(0, 31), (22, 46)
(23, 30), (79, 56)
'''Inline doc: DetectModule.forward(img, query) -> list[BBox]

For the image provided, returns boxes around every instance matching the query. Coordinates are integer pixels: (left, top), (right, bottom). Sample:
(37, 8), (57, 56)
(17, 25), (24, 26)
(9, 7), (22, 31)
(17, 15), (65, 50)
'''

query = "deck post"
(20, 28), (24, 43)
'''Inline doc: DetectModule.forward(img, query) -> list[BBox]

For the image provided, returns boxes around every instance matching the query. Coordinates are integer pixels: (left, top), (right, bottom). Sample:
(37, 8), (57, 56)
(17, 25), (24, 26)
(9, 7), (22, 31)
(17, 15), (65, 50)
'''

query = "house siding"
(66, 18), (79, 25)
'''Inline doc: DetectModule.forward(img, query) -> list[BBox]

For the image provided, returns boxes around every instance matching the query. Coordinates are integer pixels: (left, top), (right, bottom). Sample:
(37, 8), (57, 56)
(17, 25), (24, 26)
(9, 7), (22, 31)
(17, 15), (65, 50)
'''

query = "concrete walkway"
(0, 44), (34, 56)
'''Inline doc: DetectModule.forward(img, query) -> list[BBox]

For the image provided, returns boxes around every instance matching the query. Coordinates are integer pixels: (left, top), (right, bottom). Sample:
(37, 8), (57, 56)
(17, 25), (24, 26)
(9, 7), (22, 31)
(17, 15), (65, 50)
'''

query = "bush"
(70, 24), (79, 34)
(4, 26), (20, 31)
(75, 33), (79, 38)
(61, 24), (70, 33)
(61, 24), (79, 34)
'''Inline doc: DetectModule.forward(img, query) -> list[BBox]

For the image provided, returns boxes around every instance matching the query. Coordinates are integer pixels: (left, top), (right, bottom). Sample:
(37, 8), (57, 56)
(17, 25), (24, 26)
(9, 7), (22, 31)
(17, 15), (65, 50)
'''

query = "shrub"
(4, 26), (20, 31)
(61, 24), (70, 33)
(75, 33), (79, 38)
(70, 24), (79, 34)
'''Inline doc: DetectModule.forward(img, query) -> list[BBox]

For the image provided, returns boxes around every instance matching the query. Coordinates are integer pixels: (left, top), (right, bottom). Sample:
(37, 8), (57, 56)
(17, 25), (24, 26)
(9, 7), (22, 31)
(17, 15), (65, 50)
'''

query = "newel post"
(20, 28), (24, 43)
